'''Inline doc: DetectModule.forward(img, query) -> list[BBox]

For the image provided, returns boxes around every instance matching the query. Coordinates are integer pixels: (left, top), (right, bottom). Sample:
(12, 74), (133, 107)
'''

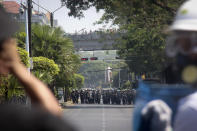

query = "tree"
(74, 74), (85, 89)
(61, 0), (184, 20)
(111, 0), (184, 76)
(60, 0), (185, 77)
(31, 24), (81, 81)
(32, 56), (60, 84)
(0, 47), (61, 101)
(18, 47), (30, 67)
(37, 25), (81, 100)
(117, 24), (167, 75)
(16, 24), (81, 89)
(122, 80), (131, 89)
(61, 0), (111, 18)
(15, 32), (26, 49)
(33, 57), (59, 77)
(15, 24), (82, 102)
(112, 68), (131, 89)
(78, 61), (127, 88)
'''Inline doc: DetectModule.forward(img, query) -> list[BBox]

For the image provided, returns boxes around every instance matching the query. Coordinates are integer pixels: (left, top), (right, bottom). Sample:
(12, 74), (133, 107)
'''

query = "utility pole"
(38, 0), (39, 13)
(31, 1), (65, 28)
(27, 0), (32, 58)
(21, 1), (30, 69)
(27, 0), (32, 106)
(105, 67), (107, 83)
(50, 13), (53, 27)
(118, 61), (121, 89)
(50, 4), (65, 27)
(20, 2), (29, 55)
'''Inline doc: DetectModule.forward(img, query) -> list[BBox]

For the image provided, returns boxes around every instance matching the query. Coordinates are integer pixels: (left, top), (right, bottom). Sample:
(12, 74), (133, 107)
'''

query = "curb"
(60, 101), (74, 108)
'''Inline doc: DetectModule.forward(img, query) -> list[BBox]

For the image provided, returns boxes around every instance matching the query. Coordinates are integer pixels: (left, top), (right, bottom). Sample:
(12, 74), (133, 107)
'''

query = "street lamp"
(32, 1), (66, 27)
(20, 1), (32, 106)
(20, 1), (31, 70)
(50, 2), (66, 27)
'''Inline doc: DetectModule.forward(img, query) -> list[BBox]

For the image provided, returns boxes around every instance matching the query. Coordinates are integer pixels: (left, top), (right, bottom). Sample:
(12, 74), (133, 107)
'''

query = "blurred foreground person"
(139, 100), (172, 131)
(164, 1), (197, 84)
(137, 1), (197, 131)
(165, 0), (197, 131)
(0, 7), (75, 131)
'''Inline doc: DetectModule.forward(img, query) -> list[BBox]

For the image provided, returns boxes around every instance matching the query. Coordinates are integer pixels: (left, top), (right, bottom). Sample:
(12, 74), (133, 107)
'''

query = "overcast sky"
(12, 0), (108, 33)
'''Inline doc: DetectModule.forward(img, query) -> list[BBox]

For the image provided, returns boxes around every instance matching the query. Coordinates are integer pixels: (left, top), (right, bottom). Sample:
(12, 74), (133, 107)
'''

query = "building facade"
(0, 1), (57, 26)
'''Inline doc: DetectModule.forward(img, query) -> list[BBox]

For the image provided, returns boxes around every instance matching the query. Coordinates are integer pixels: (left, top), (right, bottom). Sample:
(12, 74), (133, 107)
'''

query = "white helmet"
(166, 0), (197, 57)
(170, 0), (197, 31)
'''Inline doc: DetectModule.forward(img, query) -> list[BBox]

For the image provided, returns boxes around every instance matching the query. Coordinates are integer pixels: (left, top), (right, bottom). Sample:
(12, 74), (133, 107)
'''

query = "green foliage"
(0, 75), (26, 101)
(15, 24), (82, 98)
(6, 48), (30, 98)
(101, 0), (184, 75)
(0, 24), (82, 102)
(16, 32), (26, 49)
(74, 74), (85, 89)
(112, 68), (130, 88)
(0, 48), (29, 101)
(31, 24), (81, 87)
(61, 0), (184, 24)
(78, 61), (126, 88)
(32, 56), (60, 85)
(7, 75), (25, 98)
(79, 62), (109, 88)
(61, 0), (111, 17)
(117, 25), (166, 75)
(33, 57), (60, 77)
(17, 25), (81, 73)
(33, 71), (54, 85)
(61, 0), (185, 76)
(122, 80), (131, 89)
(18, 47), (29, 67)
(16, 24), (82, 88)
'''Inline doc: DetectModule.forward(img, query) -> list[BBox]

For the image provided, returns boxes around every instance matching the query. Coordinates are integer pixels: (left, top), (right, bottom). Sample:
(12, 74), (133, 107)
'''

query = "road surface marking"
(102, 106), (106, 131)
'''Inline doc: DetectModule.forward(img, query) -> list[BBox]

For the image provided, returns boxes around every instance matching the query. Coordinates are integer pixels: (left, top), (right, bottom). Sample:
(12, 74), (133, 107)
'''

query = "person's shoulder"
(174, 93), (197, 131)
(179, 92), (197, 111)
(174, 99), (197, 131)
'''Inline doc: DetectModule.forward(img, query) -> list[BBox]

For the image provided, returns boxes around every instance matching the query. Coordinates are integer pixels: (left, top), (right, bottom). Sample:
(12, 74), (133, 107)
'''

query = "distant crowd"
(71, 89), (136, 105)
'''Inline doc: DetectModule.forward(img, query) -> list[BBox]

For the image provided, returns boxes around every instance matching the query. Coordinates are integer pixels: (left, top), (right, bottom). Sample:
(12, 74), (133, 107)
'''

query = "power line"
(32, 0), (65, 13)
(31, 0), (66, 27)
(52, 5), (65, 13)
(32, 0), (50, 12)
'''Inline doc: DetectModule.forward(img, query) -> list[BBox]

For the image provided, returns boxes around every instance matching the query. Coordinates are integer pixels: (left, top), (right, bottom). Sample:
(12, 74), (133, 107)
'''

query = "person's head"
(166, 0), (197, 84)
(0, 6), (18, 43)
(166, 0), (197, 60)
(0, 6), (19, 75)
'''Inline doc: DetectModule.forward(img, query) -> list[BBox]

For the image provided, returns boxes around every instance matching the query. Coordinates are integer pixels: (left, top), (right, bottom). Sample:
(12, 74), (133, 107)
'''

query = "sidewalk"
(59, 101), (74, 108)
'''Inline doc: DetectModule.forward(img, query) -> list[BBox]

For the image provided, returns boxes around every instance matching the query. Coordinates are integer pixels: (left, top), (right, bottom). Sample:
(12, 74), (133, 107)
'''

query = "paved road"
(63, 104), (134, 131)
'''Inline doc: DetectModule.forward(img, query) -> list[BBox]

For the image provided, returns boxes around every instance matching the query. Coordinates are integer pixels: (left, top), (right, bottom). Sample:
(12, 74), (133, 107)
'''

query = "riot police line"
(70, 89), (136, 105)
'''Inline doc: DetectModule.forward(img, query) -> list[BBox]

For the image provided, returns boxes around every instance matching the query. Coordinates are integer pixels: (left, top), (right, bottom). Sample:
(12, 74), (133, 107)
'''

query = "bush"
(18, 47), (30, 67)
(32, 57), (60, 85)
(33, 56), (60, 77)
(0, 47), (29, 101)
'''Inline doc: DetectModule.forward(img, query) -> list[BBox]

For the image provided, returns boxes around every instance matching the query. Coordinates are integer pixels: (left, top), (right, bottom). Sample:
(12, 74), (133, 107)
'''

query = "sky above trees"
(11, 0), (108, 33)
